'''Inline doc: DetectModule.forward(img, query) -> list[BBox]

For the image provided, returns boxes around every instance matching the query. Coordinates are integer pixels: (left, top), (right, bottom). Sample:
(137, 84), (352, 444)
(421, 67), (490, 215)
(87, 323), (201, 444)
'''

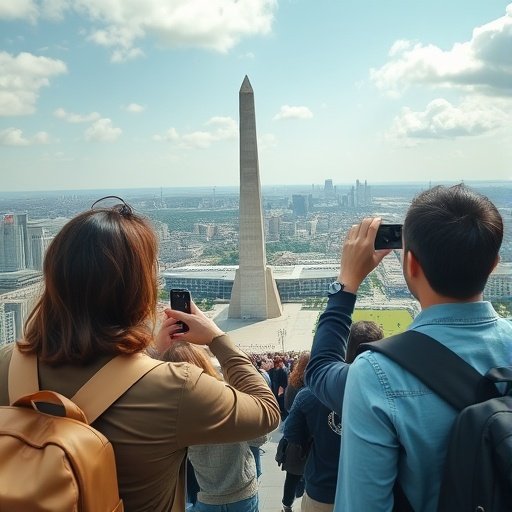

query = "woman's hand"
(155, 301), (225, 355)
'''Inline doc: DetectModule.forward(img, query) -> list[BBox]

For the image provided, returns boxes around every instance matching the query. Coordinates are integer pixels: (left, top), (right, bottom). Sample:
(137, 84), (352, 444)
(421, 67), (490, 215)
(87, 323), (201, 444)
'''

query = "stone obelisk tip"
(240, 75), (253, 93)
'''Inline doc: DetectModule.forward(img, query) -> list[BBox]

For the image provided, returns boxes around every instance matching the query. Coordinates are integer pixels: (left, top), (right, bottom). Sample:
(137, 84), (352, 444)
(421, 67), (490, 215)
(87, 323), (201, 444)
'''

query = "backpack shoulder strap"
(356, 330), (497, 411)
(71, 353), (164, 423)
(8, 345), (164, 424)
(8, 345), (39, 404)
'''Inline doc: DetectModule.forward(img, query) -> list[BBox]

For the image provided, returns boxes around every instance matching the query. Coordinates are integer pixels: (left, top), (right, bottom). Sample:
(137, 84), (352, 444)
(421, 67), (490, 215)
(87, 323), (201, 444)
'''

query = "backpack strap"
(8, 345), (39, 404)
(8, 346), (164, 424)
(71, 353), (164, 423)
(356, 330), (499, 411)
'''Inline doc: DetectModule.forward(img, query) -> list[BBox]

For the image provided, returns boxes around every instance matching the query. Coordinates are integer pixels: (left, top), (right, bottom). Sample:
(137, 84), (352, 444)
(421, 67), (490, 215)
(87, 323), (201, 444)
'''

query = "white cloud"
(0, 127), (52, 146)
(386, 97), (510, 144)
(154, 116), (237, 148)
(273, 105), (313, 121)
(0, 0), (69, 22)
(370, 4), (512, 96)
(75, 0), (276, 60)
(84, 118), (122, 142)
(0, 1), (38, 22)
(0, 51), (67, 116)
(40, 0), (70, 21)
(1, 1), (276, 61)
(53, 107), (101, 123)
(124, 103), (145, 113)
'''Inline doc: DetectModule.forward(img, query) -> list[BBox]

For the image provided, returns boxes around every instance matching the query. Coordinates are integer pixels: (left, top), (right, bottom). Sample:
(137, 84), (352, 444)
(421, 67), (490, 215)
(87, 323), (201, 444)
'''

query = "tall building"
(292, 194), (309, 217)
(228, 76), (282, 319)
(28, 226), (52, 270)
(0, 304), (16, 346)
(0, 213), (31, 271)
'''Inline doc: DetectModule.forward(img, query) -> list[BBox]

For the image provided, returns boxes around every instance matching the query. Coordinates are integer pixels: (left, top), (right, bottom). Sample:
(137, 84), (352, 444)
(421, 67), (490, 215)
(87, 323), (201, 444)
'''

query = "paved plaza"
(211, 303), (319, 354)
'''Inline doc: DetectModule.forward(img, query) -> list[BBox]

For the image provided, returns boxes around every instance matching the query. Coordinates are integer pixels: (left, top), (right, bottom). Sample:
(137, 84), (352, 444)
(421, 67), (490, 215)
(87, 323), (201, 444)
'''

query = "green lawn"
(353, 309), (413, 337)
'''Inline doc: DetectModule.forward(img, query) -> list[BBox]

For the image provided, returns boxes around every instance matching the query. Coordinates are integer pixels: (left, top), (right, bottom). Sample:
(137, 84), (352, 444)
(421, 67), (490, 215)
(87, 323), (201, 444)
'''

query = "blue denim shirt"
(337, 300), (512, 512)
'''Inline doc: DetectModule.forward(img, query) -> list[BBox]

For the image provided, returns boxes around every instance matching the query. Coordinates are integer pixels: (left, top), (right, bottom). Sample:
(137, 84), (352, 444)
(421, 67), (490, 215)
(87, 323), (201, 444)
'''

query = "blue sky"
(1, 1), (511, 192)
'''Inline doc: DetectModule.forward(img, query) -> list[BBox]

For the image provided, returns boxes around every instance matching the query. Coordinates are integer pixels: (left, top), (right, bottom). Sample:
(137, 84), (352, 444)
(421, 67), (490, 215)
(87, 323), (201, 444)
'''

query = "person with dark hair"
(345, 320), (384, 364)
(256, 358), (272, 387)
(305, 184), (512, 512)
(268, 355), (289, 420)
(0, 197), (280, 512)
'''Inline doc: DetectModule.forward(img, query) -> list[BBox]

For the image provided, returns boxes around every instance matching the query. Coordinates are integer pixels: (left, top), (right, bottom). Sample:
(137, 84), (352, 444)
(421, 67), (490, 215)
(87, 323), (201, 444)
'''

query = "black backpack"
(357, 330), (512, 512)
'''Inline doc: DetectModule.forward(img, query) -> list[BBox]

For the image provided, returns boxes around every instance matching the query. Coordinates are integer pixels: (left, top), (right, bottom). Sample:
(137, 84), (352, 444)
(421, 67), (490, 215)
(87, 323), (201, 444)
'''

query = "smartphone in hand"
(374, 224), (403, 250)
(170, 288), (191, 332)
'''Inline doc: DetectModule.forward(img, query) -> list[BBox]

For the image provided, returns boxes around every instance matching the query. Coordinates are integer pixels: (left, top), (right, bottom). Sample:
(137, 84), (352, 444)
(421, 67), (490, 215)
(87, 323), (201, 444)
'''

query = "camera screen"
(375, 224), (403, 250)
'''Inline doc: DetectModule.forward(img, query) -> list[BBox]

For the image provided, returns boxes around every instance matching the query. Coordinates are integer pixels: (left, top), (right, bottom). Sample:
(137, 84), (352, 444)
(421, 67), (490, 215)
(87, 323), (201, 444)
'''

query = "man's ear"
(404, 250), (420, 278)
(490, 254), (500, 273)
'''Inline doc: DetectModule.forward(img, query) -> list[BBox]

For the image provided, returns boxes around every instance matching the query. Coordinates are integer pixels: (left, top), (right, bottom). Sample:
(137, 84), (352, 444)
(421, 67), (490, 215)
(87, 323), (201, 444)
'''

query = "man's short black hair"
(403, 184), (503, 300)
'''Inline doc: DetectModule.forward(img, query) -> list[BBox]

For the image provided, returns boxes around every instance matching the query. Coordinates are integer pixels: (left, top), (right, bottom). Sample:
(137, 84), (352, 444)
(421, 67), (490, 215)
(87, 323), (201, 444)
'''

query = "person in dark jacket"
(284, 386), (340, 512)
(268, 356), (289, 420)
(279, 352), (310, 512)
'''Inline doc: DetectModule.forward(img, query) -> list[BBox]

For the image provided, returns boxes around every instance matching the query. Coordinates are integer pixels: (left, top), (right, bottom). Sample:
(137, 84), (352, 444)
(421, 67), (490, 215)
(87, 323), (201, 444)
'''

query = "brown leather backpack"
(0, 347), (163, 512)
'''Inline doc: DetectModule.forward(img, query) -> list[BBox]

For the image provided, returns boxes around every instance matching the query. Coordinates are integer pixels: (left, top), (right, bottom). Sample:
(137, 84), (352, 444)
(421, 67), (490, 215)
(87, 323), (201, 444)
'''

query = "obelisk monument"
(228, 76), (282, 319)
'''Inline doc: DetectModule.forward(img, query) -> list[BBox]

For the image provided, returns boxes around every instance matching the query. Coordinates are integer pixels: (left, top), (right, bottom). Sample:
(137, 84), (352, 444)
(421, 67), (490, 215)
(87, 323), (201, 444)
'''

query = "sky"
(0, 0), (511, 192)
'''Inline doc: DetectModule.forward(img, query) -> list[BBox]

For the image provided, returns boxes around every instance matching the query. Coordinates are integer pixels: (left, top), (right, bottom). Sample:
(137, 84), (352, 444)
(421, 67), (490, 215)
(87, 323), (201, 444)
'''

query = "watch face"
(328, 281), (343, 295)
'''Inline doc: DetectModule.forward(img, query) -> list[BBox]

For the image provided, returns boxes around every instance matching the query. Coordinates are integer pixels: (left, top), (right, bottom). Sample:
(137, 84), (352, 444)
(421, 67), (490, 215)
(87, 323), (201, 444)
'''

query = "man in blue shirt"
(305, 184), (512, 512)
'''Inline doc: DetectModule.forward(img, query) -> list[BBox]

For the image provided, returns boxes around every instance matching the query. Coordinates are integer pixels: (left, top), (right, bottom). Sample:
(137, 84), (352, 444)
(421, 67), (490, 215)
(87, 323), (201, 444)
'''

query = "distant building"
(28, 226), (52, 270)
(0, 304), (15, 346)
(163, 264), (339, 301)
(292, 195), (310, 217)
(0, 213), (31, 271)
(268, 215), (281, 241)
(324, 179), (335, 198)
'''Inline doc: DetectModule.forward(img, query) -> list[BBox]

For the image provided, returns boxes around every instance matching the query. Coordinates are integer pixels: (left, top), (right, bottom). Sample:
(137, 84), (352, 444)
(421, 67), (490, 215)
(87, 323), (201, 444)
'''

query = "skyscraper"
(0, 213), (31, 272)
(228, 76), (282, 319)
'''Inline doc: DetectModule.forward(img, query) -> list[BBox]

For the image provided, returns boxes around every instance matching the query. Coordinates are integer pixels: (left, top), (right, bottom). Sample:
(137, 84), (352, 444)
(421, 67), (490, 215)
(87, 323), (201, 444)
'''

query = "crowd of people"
(0, 184), (510, 512)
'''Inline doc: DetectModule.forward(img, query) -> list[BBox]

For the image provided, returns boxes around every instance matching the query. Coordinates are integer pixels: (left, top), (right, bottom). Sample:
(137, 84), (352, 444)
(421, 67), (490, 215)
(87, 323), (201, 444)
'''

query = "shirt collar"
(411, 301), (499, 328)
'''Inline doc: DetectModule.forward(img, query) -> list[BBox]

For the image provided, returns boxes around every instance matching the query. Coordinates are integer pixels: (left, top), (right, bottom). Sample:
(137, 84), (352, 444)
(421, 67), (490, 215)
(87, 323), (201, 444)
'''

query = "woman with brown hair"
(0, 197), (280, 512)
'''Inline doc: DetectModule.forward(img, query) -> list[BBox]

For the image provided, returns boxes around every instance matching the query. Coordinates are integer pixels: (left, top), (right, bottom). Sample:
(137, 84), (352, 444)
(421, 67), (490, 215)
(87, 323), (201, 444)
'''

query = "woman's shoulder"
(0, 343), (15, 405)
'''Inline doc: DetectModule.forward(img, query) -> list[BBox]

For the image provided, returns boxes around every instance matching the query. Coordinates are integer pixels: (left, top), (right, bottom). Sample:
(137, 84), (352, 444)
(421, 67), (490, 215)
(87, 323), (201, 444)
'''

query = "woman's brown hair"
(288, 351), (310, 389)
(19, 205), (159, 365)
(161, 341), (223, 380)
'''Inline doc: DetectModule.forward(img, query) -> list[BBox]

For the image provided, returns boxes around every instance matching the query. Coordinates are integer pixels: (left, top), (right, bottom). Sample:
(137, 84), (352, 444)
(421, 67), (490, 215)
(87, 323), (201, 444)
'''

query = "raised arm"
(305, 217), (390, 415)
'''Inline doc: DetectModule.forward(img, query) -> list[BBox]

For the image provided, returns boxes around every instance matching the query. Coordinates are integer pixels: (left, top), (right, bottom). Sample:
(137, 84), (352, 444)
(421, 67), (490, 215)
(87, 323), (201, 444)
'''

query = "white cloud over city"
(0, 127), (52, 146)
(154, 116), (237, 149)
(387, 97), (511, 144)
(54, 108), (101, 123)
(372, 5), (512, 144)
(0, 51), (67, 116)
(0, 0), (277, 61)
(84, 118), (122, 142)
(370, 6), (512, 96)
(273, 105), (313, 121)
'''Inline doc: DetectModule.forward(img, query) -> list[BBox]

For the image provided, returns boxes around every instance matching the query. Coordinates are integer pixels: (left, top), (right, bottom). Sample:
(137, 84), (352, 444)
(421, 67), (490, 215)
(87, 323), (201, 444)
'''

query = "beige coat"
(0, 335), (280, 512)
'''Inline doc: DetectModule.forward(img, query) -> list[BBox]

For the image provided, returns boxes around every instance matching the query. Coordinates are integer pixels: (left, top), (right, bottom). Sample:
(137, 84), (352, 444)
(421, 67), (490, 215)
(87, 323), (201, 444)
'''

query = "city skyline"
(1, 2), (511, 192)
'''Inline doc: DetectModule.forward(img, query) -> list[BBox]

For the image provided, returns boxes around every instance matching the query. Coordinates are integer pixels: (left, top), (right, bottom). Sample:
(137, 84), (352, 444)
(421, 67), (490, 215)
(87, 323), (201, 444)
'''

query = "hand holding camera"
(338, 218), (394, 293)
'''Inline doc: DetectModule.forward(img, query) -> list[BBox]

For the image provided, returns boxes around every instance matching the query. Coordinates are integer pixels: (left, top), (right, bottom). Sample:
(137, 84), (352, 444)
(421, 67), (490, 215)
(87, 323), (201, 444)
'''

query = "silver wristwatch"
(328, 281), (345, 295)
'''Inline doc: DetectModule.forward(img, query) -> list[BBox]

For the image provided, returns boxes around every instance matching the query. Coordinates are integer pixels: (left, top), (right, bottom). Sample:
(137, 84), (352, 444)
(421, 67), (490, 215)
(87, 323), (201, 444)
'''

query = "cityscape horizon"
(1, 179), (510, 347)
(1, 178), (510, 198)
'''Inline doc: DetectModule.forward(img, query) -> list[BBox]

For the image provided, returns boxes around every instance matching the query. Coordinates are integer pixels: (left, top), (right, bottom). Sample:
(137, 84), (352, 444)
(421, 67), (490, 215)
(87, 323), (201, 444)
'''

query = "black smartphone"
(170, 288), (191, 332)
(375, 224), (403, 250)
